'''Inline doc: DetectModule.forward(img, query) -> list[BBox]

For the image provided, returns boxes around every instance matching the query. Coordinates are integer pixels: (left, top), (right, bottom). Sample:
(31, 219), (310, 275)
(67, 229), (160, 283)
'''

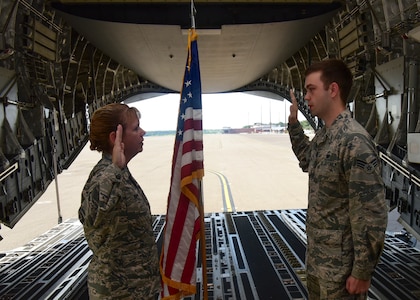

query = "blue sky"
(128, 92), (305, 131)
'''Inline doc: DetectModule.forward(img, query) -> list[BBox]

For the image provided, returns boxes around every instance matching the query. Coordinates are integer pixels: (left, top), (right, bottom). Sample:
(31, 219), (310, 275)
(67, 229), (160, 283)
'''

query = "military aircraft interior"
(1, 0), (420, 299)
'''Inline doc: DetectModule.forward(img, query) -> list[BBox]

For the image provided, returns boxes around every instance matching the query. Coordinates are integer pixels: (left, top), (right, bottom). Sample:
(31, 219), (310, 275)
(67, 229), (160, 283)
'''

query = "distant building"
(222, 124), (287, 134)
(222, 127), (254, 134)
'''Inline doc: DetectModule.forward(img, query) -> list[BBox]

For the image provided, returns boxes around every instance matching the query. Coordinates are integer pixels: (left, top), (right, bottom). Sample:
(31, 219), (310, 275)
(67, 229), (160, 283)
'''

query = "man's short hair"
(305, 59), (353, 103)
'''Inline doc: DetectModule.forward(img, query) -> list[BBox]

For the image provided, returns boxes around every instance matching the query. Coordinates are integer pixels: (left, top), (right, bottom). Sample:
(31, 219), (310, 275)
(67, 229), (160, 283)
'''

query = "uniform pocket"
(306, 227), (349, 281)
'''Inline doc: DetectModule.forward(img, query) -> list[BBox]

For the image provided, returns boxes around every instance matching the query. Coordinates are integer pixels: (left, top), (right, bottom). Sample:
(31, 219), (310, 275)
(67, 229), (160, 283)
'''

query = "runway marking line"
(208, 170), (236, 213)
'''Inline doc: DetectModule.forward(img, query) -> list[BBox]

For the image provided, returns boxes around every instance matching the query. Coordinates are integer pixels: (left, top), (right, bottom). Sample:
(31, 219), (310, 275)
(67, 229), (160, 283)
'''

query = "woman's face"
(122, 116), (146, 162)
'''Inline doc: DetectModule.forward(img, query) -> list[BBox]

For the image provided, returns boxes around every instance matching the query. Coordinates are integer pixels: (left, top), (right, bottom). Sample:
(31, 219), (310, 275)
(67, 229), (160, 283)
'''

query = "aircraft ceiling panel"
(56, 9), (338, 93)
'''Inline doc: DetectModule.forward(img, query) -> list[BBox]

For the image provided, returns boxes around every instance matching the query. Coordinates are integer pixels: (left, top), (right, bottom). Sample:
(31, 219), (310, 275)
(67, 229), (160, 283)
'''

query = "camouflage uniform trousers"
(306, 274), (367, 300)
(88, 289), (160, 300)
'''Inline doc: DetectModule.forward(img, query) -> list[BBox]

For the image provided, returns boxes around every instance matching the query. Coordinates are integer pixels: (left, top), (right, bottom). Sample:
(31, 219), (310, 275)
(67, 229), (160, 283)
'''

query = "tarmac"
(0, 133), (309, 252)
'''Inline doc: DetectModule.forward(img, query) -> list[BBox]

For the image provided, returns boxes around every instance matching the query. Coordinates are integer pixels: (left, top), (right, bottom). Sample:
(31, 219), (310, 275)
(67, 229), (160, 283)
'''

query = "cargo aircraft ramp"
(1, 210), (419, 300)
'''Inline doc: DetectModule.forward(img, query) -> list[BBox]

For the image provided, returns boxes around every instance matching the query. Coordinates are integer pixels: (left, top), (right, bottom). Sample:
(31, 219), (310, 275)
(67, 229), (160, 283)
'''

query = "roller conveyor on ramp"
(0, 210), (419, 300)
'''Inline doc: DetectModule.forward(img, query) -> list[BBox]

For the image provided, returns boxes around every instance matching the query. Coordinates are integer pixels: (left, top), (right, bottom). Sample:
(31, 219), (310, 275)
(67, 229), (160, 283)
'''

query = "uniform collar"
(327, 109), (351, 136)
(316, 110), (351, 144)
(102, 153), (112, 162)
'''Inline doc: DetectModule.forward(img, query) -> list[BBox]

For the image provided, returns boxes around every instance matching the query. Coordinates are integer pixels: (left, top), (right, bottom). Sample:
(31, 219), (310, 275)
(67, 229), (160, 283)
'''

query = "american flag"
(160, 28), (204, 299)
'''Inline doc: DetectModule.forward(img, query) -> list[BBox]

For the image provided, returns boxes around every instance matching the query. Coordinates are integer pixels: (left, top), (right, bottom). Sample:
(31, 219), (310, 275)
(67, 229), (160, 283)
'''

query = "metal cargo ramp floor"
(0, 210), (419, 299)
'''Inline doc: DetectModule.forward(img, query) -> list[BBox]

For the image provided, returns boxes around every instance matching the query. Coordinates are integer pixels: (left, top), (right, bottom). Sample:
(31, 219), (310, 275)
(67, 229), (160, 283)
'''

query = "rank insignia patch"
(356, 158), (378, 174)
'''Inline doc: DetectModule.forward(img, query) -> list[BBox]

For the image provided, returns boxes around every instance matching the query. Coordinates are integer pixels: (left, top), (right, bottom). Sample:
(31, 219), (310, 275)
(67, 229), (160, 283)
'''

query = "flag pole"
(190, 2), (208, 299)
(191, 0), (196, 29)
(198, 181), (208, 300)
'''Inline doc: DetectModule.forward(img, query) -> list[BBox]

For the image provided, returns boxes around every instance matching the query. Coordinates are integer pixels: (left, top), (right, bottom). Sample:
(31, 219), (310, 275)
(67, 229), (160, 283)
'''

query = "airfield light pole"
(285, 99), (287, 130)
(269, 99), (272, 132)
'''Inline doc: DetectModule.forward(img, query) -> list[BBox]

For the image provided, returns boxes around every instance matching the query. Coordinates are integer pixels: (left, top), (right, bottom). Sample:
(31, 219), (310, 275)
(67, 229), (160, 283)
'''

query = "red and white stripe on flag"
(160, 28), (204, 299)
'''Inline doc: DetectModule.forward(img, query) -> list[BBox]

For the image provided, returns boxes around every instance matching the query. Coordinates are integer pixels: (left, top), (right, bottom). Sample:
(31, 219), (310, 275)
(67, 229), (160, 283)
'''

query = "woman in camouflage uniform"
(288, 59), (388, 299)
(79, 103), (160, 299)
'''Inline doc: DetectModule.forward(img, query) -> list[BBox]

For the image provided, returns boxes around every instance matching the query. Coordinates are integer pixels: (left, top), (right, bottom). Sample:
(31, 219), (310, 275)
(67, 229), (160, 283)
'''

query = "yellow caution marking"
(208, 170), (235, 213)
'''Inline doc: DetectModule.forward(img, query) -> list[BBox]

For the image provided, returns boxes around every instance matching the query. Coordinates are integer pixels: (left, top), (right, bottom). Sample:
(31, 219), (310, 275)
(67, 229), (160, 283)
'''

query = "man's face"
(304, 71), (332, 119)
(122, 116), (146, 162)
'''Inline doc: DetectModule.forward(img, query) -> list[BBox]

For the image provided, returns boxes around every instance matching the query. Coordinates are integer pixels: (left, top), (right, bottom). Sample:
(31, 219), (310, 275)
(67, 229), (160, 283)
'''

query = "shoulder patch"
(356, 158), (378, 174)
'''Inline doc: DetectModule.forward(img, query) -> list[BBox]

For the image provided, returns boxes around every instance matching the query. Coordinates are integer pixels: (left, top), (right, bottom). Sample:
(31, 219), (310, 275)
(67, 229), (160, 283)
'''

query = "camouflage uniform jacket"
(79, 154), (160, 299)
(288, 110), (388, 283)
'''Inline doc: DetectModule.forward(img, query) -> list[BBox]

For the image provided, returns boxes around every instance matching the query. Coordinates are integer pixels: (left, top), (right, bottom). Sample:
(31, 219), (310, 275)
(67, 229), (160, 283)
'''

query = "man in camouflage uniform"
(288, 59), (388, 299)
(79, 103), (160, 299)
